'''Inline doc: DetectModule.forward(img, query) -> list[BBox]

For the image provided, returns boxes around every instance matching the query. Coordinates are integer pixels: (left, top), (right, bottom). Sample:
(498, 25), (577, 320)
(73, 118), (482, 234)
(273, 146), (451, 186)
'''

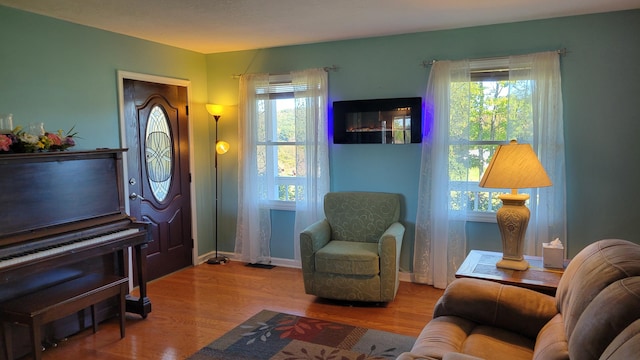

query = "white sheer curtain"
(414, 60), (470, 289)
(235, 69), (330, 265)
(235, 73), (272, 264)
(413, 51), (566, 289)
(510, 52), (567, 255)
(292, 69), (330, 264)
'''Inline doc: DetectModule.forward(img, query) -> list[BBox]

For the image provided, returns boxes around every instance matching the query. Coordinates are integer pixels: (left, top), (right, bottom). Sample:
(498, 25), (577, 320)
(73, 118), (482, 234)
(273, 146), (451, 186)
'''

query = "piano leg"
(2, 322), (12, 360)
(31, 318), (43, 360)
(125, 242), (152, 318)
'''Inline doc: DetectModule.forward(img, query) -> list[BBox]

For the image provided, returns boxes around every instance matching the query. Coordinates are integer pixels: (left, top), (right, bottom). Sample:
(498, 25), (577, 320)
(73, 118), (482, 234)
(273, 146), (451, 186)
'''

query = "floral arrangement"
(0, 125), (78, 153)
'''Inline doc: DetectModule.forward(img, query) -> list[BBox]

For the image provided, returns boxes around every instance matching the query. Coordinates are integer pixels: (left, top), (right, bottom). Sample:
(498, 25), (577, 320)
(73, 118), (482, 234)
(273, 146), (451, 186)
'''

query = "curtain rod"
(231, 65), (339, 79)
(420, 48), (569, 68)
(323, 65), (340, 72)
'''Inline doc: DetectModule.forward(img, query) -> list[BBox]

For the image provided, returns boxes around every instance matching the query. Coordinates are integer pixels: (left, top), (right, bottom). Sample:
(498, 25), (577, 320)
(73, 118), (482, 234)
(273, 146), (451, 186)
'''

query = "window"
(415, 52), (565, 287)
(236, 69), (329, 264)
(254, 74), (321, 209)
(258, 93), (302, 204)
(448, 63), (534, 220)
(146, 105), (172, 202)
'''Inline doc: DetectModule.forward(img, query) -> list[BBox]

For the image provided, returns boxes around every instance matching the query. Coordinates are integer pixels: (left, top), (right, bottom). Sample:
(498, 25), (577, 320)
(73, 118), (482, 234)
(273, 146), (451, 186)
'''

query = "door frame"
(116, 70), (198, 271)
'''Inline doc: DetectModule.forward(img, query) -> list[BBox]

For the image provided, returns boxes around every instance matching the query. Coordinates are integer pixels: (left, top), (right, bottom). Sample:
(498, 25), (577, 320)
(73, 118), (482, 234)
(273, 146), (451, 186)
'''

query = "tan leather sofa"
(398, 239), (640, 360)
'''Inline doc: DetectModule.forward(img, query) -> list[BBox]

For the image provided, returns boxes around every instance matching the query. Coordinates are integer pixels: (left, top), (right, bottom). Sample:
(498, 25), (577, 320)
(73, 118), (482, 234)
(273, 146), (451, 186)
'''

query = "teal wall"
(0, 6), (217, 256)
(207, 9), (640, 269)
(2, 5), (639, 272)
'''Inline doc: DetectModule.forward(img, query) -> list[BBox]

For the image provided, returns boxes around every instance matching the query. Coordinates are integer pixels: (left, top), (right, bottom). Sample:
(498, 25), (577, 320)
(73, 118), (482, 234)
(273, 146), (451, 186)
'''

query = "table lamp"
(479, 140), (552, 270)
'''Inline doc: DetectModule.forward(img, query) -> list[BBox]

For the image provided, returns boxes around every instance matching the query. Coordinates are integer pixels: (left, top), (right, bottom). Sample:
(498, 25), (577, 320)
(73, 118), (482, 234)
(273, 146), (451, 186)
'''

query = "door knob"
(129, 192), (145, 201)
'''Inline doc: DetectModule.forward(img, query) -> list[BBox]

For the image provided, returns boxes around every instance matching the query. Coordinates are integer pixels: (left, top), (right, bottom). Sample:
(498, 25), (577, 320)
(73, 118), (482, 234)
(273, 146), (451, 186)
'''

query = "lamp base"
(497, 258), (529, 271)
(495, 193), (531, 272)
(207, 255), (229, 265)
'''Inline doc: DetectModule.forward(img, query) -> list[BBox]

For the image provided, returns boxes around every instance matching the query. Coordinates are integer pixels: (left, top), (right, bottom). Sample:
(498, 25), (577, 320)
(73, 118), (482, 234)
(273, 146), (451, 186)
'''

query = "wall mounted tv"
(333, 97), (422, 144)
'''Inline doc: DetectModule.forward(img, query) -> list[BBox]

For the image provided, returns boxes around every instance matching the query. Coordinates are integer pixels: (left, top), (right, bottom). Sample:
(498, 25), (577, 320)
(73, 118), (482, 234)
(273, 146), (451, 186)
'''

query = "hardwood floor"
(42, 261), (444, 360)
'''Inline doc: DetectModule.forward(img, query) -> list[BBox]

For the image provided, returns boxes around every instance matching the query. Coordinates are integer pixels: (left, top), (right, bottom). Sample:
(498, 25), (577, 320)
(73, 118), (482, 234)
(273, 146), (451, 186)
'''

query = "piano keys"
(0, 227), (140, 270)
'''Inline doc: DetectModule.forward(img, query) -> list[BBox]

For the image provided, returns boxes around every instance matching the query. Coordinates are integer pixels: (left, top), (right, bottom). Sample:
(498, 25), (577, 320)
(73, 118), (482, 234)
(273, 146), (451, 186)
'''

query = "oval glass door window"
(146, 105), (172, 202)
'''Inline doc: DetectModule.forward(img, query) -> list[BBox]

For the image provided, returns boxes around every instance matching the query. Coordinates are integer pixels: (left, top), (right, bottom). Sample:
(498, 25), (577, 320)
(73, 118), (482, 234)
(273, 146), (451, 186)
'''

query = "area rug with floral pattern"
(187, 309), (416, 360)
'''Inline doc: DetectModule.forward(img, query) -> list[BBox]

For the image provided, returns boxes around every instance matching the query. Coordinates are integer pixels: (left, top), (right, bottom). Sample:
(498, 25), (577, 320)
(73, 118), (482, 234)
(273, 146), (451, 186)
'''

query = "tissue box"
(543, 243), (564, 269)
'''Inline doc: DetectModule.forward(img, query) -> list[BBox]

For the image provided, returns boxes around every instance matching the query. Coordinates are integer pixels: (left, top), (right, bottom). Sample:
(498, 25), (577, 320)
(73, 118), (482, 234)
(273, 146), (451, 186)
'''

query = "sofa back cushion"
(569, 277), (640, 359)
(600, 318), (640, 359)
(556, 239), (640, 359)
(324, 192), (400, 243)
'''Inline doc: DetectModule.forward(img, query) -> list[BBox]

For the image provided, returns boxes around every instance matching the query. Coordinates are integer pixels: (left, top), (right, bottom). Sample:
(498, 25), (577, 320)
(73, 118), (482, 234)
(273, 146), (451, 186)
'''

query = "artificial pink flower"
(47, 133), (63, 146)
(0, 134), (11, 151)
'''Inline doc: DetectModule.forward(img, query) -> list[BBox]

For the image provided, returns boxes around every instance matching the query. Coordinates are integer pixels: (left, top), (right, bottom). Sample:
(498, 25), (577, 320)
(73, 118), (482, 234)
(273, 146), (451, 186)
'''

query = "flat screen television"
(333, 97), (422, 144)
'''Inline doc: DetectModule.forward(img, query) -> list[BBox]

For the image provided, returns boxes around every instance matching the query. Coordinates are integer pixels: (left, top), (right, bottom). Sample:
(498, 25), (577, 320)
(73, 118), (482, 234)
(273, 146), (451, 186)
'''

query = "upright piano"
(0, 149), (151, 356)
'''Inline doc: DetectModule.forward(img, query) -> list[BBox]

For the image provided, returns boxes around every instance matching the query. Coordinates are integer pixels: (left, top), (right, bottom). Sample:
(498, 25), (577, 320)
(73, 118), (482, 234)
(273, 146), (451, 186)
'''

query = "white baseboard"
(198, 251), (413, 281)
(198, 251), (301, 268)
(398, 271), (412, 282)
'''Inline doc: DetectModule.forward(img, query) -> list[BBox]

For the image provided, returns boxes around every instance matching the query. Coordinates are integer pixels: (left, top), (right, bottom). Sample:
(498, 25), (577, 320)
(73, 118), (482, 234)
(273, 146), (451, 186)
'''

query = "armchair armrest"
(378, 222), (404, 264)
(300, 219), (331, 251)
(378, 221), (405, 301)
(300, 219), (331, 272)
(434, 278), (558, 339)
(380, 222), (405, 242)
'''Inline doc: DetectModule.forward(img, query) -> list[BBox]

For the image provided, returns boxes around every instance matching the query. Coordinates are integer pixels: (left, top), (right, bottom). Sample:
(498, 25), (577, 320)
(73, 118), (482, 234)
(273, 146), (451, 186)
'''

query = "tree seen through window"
(449, 76), (534, 214)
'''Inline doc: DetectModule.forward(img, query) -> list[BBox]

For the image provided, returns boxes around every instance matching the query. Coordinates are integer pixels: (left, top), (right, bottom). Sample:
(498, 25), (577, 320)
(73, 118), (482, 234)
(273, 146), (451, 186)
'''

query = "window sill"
(466, 212), (497, 223)
(263, 200), (296, 211)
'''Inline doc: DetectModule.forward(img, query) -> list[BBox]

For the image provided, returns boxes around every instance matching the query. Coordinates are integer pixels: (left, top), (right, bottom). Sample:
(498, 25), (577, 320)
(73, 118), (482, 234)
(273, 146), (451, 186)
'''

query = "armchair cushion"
(315, 241), (379, 275)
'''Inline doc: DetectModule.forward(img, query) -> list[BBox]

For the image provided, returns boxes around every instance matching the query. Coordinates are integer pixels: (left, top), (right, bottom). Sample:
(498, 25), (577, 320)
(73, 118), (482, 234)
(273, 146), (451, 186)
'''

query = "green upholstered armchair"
(300, 192), (405, 302)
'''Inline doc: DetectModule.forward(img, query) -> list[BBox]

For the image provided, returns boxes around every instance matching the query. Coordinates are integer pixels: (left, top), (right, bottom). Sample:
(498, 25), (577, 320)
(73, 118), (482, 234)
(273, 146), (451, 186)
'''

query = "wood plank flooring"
(42, 261), (444, 360)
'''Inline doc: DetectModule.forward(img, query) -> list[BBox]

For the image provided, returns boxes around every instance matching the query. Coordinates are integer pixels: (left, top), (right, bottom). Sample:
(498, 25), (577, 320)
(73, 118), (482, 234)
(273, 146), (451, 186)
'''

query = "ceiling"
(1, 0), (638, 54)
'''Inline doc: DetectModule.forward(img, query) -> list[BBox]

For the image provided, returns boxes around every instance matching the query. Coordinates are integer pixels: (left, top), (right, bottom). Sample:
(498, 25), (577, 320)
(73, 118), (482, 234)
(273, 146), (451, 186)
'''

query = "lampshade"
(216, 140), (230, 154)
(479, 140), (552, 191)
(206, 104), (223, 117)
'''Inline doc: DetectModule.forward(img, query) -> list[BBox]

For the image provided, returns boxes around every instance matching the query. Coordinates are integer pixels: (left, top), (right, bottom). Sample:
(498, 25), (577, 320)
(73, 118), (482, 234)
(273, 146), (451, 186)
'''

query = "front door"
(123, 78), (192, 281)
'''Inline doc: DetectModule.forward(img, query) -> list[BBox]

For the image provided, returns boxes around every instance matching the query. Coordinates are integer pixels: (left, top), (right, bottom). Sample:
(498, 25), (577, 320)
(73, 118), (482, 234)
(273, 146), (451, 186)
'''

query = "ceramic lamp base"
(497, 258), (529, 270)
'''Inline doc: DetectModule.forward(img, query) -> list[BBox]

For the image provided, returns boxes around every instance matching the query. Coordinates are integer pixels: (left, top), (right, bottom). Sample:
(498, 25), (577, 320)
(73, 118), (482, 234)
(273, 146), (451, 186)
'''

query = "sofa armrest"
(443, 353), (485, 360)
(434, 278), (558, 339)
(396, 351), (482, 360)
(396, 353), (439, 360)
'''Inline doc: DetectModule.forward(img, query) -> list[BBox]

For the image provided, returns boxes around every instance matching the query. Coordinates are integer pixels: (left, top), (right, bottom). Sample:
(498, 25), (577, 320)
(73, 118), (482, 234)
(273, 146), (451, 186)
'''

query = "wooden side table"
(455, 250), (569, 296)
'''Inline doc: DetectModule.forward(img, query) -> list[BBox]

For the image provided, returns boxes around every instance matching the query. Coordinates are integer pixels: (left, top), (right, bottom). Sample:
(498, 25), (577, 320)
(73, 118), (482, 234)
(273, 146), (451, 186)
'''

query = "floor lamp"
(206, 104), (230, 265)
(479, 140), (552, 270)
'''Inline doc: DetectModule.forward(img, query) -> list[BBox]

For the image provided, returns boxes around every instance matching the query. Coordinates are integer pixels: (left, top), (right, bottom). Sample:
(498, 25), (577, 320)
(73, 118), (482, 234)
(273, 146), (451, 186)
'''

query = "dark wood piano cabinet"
(0, 149), (151, 359)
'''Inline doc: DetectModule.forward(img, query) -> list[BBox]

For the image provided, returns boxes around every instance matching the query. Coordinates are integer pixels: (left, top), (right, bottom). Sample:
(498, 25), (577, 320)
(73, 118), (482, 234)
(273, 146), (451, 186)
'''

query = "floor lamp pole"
(207, 114), (229, 265)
